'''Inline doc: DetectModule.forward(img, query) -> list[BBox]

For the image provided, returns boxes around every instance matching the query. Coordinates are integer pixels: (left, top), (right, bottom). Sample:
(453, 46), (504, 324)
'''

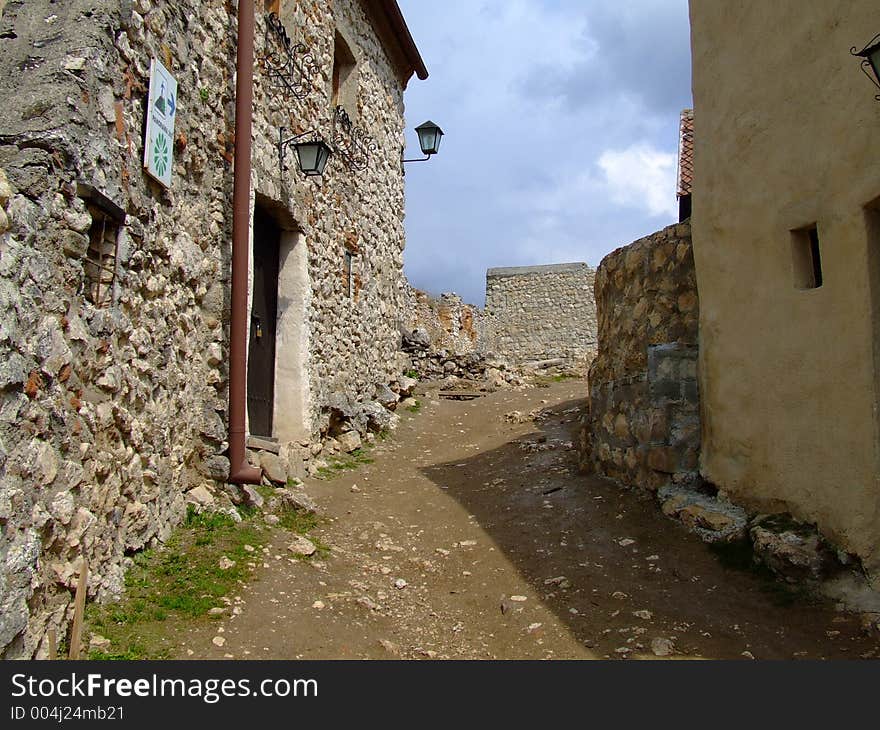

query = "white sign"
(143, 58), (178, 188)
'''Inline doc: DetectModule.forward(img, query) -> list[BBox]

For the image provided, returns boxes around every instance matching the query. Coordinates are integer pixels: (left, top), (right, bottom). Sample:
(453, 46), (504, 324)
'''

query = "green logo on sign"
(153, 132), (169, 178)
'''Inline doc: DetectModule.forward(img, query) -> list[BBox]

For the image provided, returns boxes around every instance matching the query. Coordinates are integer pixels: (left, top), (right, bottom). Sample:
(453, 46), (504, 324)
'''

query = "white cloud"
(597, 144), (678, 218)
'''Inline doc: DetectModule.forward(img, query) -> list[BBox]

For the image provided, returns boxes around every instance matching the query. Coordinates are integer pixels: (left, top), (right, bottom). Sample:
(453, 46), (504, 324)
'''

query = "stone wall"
(403, 286), (483, 356)
(0, 0), (416, 657)
(483, 263), (597, 369)
(578, 222), (699, 491)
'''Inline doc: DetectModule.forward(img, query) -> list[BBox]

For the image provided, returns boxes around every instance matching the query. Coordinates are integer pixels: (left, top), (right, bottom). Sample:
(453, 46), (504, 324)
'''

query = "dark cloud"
(397, 0), (692, 306)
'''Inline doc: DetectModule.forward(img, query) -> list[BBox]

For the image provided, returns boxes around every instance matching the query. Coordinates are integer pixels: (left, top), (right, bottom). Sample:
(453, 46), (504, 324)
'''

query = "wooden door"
(247, 208), (280, 438)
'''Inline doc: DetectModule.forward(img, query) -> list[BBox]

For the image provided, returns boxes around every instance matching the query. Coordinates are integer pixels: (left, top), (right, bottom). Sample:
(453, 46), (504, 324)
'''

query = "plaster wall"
(690, 0), (880, 574)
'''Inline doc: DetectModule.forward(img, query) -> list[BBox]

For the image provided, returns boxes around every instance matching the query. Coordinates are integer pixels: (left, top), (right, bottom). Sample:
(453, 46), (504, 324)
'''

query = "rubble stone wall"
(484, 263), (597, 368)
(578, 222), (700, 490)
(403, 286), (484, 356)
(0, 0), (412, 658)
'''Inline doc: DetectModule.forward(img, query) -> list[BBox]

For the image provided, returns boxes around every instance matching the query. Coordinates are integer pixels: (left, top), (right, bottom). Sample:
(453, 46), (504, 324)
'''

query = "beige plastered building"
(689, 1), (880, 577)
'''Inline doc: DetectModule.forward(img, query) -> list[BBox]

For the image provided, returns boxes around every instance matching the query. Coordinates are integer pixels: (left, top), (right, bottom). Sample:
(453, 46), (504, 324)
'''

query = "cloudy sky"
(397, 0), (693, 305)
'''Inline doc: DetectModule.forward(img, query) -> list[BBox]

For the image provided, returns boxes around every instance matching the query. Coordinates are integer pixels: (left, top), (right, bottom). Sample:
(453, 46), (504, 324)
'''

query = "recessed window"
(791, 224), (823, 290)
(77, 184), (125, 307)
(331, 31), (357, 115)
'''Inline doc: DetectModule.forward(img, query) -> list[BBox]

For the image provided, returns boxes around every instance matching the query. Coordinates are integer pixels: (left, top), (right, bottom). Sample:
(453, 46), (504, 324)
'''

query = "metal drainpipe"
(228, 0), (262, 485)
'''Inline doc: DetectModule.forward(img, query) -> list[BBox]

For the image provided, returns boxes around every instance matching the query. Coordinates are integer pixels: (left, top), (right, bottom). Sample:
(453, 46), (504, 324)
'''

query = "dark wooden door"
(247, 208), (280, 438)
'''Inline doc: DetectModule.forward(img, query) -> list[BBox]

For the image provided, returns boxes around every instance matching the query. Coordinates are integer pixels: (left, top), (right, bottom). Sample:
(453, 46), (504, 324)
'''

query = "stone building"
(483, 263), (597, 369)
(689, 0), (880, 580)
(0, 0), (427, 657)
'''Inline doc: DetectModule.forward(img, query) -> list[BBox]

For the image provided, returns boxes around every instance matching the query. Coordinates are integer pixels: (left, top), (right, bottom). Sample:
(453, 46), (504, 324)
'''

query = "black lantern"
(293, 138), (332, 177)
(852, 33), (880, 101)
(404, 120), (444, 163)
(415, 120), (444, 156)
(278, 128), (332, 179)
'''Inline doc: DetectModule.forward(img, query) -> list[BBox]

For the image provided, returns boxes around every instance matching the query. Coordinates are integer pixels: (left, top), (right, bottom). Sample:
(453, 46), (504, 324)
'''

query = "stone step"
(247, 435), (280, 454)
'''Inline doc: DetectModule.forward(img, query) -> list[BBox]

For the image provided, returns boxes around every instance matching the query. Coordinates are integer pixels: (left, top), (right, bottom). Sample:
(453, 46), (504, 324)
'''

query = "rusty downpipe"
(228, 0), (262, 484)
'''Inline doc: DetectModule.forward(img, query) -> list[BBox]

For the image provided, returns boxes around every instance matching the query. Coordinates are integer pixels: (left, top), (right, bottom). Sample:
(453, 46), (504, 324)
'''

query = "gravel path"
(184, 380), (879, 660)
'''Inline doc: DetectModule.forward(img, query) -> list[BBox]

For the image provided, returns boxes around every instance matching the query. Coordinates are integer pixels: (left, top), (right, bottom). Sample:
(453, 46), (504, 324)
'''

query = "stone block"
(337, 430), (362, 454)
(259, 451), (288, 485)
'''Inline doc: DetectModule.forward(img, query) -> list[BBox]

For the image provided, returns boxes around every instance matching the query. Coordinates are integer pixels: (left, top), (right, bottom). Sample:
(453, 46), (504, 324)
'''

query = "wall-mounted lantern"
(404, 121), (444, 163)
(852, 33), (880, 101)
(278, 128), (332, 178)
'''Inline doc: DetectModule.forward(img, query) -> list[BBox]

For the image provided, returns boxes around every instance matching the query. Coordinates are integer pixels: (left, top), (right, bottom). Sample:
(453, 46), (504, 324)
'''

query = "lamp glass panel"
(316, 144), (331, 174)
(296, 143), (320, 173)
(418, 128), (437, 155)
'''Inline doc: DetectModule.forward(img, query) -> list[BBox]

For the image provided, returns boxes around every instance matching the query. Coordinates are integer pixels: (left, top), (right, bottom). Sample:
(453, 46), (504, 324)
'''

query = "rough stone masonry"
(483, 263), (597, 370)
(0, 0), (421, 658)
(578, 222), (699, 491)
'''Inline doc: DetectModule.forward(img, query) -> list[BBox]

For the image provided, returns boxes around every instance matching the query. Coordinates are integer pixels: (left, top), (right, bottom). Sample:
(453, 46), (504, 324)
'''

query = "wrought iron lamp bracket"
(261, 13), (320, 100)
(851, 33), (880, 101)
(332, 106), (378, 172)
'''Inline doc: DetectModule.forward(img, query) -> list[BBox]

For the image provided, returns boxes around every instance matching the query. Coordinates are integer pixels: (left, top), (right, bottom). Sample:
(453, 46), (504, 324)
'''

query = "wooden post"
(47, 629), (57, 660)
(68, 560), (89, 660)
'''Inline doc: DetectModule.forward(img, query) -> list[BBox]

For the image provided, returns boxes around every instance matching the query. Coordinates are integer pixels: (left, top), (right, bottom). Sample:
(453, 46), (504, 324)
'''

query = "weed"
(406, 399), (422, 414)
(404, 369), (419, 379)
(199, 87), (210, 103)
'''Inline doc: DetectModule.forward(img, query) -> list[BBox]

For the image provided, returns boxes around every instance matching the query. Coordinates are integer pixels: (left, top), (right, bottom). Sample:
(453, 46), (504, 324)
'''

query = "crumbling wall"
(578, 222), (699, 490)
(483, 263), (597, 369)
(403, 286), (483, 355)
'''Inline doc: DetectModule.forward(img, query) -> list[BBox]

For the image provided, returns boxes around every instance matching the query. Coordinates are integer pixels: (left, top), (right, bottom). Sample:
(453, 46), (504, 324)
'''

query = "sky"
(397, 0), (693, 305)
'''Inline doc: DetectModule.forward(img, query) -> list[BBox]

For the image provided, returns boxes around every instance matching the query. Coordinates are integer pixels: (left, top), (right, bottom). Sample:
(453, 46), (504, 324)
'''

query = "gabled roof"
(677, 108), (694, 198)
(360, 0), (429, 86)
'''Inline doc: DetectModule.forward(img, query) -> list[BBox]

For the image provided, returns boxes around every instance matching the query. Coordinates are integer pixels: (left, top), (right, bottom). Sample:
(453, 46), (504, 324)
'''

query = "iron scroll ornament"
(851, 33), (880, 101)
(332, 106), (378, 172)
(261, 13), (320, 100)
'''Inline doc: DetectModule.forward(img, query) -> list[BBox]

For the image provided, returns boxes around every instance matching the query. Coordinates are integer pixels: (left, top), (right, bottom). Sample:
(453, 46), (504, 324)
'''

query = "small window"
(791, 224), (823, 290)
(331, 31), (357, 114)
(77, 184), (124, 307)
(84, 205), (120, 306)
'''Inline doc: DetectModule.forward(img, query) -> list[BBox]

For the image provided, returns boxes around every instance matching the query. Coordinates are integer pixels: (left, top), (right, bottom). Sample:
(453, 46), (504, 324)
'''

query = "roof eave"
(360, 0), (429, 86)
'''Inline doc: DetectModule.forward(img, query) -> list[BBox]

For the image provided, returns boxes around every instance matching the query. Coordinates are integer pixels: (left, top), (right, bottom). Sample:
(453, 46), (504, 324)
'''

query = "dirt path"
(184, 379), (879, 660)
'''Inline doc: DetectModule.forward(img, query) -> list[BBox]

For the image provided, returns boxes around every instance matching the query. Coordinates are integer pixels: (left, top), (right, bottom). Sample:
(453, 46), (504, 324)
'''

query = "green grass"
(405, 369), (419, 379)
(405, 399), (422, 414)
(85, 502), (323, 660)
(315, 447), (375, 480)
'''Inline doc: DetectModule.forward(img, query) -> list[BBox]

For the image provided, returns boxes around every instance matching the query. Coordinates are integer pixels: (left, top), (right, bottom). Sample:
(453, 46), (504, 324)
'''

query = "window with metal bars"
(77, 183), (125, 308)
(83, 205), (120, 307)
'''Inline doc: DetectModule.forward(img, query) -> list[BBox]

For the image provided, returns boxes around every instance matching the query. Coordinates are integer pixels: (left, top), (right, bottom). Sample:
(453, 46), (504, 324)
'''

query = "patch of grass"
(405, 399), (422, 414)
(315, 447), (375, 480)
(404, 369), (419, 379)
(86, 500), (322, 660)
(199, 87), (210, 103)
